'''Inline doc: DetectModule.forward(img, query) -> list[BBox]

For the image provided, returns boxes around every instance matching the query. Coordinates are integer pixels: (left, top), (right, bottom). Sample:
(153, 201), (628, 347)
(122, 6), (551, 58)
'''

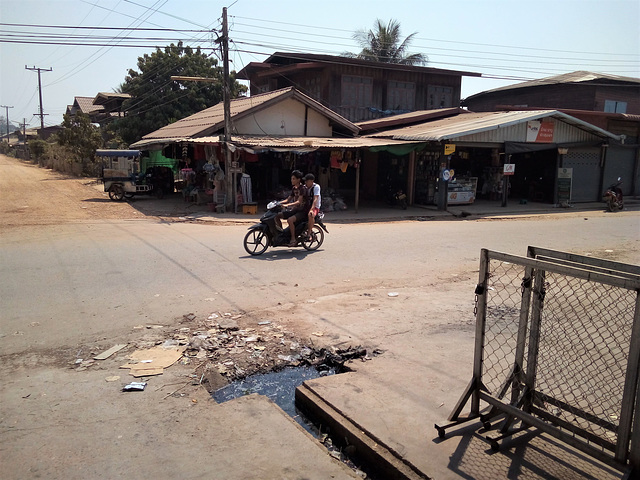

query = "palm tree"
(346, 19), (427, 66)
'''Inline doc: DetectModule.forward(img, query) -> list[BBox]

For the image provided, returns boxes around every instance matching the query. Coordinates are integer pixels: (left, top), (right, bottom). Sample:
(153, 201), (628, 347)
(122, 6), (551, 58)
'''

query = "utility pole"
(19, 118), (28, 159)
(1, 105), (13, 141)
(25, 66), (52, 133)
(221, 6), (235, 213)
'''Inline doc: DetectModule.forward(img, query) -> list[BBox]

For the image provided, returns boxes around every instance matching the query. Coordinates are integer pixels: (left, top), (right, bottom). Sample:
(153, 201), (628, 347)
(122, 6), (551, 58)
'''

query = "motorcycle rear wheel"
(244, 229), (270, 256)
(302, 225), (324, 251)
(607, 197), (619, 212)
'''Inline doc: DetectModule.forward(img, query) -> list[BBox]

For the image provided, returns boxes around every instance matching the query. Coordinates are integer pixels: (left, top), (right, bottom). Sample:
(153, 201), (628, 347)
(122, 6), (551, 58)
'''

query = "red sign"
(527, 121), (555, 143)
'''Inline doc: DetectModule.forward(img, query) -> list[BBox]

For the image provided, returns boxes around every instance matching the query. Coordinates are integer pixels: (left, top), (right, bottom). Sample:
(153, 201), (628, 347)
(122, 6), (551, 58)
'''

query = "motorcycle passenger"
(276, 170), (308, 246)
(303, 173), (321, 240)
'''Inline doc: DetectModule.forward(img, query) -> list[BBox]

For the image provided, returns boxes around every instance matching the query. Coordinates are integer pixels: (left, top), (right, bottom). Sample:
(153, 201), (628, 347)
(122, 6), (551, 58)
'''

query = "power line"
(0, 22), (210, 32)
(231, 15), (639, 58)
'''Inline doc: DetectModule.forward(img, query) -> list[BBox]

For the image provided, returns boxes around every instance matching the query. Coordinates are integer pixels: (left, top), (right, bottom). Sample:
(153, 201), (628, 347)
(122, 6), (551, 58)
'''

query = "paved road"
(2, 211), (638, 355)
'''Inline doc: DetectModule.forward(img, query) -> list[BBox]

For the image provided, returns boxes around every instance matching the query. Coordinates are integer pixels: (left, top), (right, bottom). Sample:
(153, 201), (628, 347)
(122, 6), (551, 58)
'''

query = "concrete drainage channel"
(211, 346), (379, 479)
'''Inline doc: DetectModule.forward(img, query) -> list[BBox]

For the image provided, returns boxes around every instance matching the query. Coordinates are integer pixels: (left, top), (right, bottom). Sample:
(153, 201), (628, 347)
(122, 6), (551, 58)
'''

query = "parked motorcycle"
(603, 178), (624, 212)
(386, 188), (408, 210)
(243, 201), (329, 256)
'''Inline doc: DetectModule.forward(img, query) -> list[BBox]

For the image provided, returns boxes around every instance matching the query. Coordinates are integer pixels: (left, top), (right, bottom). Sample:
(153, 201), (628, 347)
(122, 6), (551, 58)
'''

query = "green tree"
(57, 112), (103, 160)
(114, 42), (247, 145)
(346, 19), (427, 65)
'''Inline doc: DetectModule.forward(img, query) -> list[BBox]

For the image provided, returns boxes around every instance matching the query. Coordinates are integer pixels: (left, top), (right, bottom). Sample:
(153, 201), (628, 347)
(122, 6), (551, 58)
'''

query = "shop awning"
(131, 135), (415, 152)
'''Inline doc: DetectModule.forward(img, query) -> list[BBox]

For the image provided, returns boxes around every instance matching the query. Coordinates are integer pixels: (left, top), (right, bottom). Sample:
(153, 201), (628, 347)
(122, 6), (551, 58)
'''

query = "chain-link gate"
(435, 247), (640, 474)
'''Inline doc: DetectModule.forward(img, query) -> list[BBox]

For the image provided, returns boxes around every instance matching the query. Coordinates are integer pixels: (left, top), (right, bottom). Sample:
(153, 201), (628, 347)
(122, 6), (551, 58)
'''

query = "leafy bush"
(29, 139), (48, 159)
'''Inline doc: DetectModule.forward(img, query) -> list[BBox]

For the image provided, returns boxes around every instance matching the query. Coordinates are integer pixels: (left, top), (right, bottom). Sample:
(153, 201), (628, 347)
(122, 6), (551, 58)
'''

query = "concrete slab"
(1, 364), (358, 480)
(296, 354), (626, 480)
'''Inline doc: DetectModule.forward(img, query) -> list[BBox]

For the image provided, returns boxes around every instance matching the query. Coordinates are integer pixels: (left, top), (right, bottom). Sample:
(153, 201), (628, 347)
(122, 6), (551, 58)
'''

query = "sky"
(0, 0), (638, 130)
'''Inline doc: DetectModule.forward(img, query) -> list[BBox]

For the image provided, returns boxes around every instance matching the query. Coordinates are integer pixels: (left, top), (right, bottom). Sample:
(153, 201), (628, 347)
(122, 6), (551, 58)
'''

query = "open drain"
(213, 365), (333, 434)
(211, 346), (379, 478)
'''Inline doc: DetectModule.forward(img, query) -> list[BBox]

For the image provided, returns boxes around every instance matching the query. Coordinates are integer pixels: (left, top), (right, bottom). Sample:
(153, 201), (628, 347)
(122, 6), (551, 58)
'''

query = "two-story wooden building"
(237, 52), (481, 123)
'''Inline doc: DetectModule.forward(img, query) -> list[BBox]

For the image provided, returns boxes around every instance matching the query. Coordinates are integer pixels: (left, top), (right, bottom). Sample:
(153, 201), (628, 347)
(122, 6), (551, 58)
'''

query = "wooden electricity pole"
(221, 6), (235, 213)
(25, 66), (52, 133)
(169, 7), (235, 212)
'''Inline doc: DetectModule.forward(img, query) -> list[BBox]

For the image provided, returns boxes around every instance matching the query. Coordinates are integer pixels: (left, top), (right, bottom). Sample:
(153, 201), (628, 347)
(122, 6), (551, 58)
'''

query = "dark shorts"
(283, 210), (306, 222)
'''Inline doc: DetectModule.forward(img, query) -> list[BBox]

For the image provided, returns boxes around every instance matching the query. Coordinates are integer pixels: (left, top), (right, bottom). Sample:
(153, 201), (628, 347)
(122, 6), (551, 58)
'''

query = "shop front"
(365, 110), (623, 207)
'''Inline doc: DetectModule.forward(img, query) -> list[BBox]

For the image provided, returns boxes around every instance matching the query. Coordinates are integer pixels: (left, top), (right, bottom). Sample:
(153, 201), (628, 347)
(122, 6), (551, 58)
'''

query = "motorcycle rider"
(276, 170), (308, 246)
(304, 173), (321, 240)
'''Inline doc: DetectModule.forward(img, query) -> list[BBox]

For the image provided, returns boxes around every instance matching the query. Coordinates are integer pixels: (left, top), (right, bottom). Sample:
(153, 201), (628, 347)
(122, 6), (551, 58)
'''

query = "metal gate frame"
(435, 246), (640, 473)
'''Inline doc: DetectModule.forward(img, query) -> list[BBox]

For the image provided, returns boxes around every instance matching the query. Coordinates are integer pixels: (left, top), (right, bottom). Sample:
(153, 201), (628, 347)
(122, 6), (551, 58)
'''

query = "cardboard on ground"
(120, 346), (187, 377)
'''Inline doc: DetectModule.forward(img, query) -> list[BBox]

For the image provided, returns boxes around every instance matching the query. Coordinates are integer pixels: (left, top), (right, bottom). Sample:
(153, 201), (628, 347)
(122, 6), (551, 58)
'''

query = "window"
(341, 75), (373, 107)
(604, 100), (627, 113)
(387, 81), (415, 110)
(303, 77), (322, 101)
(427, 86), (453, 109)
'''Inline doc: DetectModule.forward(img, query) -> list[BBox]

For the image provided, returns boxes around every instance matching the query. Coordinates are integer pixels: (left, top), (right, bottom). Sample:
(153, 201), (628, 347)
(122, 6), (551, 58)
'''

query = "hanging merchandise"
(340, 161), (348, 173)
(330, 150), (342, 169)
(241, 173), (253, 204)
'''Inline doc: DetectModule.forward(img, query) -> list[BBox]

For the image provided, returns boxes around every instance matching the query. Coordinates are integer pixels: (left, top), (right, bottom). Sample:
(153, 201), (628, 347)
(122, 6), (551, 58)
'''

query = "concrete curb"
(296, 383), (430, 480)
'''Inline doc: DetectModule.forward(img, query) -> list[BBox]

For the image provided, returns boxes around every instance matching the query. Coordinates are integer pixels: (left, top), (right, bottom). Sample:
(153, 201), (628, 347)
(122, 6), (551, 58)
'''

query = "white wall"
(234, 98), (333, 137)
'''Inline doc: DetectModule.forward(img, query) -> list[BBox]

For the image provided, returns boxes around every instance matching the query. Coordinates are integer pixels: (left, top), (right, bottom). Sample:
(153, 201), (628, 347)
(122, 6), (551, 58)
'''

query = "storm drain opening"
(210, 346), (380, 478)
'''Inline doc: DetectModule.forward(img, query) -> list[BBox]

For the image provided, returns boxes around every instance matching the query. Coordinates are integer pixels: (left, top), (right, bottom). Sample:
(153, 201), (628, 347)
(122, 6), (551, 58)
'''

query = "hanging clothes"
(241, 173), (253, 204)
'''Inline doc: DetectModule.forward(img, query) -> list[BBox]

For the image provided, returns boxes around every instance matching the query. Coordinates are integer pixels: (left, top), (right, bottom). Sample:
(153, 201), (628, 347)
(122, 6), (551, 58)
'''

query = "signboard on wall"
(557, 168), (573, 204)
(503, 164), (515, 175)
(526, 121), (555, 143)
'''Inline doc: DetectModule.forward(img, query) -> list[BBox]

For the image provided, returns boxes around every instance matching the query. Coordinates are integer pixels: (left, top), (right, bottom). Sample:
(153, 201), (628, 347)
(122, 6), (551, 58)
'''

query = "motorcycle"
(386, 187), (408, 210)
(243, 201), (329, 256)
(603, 178), (624, 212)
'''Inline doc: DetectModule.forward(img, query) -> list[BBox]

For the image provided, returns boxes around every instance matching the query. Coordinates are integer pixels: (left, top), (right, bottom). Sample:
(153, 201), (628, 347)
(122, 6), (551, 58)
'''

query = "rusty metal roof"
(71, 96), (103, 114)
(131, 134), (412, 150)
(238, 52), (481, 80)
(140, 87), (359, 140)
(366, 110), (621, 142)
(465, 71), (640, 99)
(356, 108), (466, 132)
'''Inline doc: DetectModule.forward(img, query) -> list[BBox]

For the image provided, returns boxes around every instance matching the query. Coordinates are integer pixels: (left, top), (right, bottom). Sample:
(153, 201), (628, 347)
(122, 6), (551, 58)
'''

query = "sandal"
(287, 240), (298, 247)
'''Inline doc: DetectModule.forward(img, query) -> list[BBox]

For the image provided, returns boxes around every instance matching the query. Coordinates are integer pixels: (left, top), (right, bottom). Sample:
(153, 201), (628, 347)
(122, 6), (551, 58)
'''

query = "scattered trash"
(29, 322), (40, 327)
(93, 344), (127, 360)
(191, 398), (198, 404)
(258, 321), (271, 325)
(387, 292), (399, 297)
(22, 393), (31, 399)
(123, 382), (147, 392)
(208, 313), (219, 320)
(105, 376), (121, 382)
(312, 332), (324, 337)
(183, 313), (196, 322)
(218, 318), (239, 330)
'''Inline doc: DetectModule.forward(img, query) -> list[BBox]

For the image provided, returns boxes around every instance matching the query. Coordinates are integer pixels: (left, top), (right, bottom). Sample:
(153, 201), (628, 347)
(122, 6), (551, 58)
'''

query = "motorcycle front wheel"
(243, 228), (270, 256)
(302, 225), (324, 251)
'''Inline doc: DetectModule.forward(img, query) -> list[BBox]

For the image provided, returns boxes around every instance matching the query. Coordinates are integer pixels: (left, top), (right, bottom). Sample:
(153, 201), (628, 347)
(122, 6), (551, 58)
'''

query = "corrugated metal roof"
(238, 52), (481, 79)
(131, 135), (411, 150)
(466, 71), (640, 98)
(228, 135), (410, 149)
(366, 110), (621, 142)
(73, 96), (103, 114)
(140, 87), (359, 140)
(356, 108), (466, 131)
